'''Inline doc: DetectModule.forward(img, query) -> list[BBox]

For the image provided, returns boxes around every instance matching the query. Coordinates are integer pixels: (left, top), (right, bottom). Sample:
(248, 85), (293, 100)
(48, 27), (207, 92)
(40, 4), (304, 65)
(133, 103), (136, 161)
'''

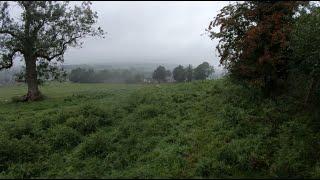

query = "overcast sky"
(63, 1), (231, 67)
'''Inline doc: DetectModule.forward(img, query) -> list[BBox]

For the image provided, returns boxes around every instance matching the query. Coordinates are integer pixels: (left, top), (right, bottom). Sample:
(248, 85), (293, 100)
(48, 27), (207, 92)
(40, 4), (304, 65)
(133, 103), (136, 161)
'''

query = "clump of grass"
(46, 125), (82, 150)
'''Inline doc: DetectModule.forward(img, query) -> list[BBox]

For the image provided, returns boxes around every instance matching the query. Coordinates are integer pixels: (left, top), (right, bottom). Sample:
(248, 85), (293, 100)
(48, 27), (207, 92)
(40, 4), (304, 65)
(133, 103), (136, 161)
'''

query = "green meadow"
(0, 79), (319, 178)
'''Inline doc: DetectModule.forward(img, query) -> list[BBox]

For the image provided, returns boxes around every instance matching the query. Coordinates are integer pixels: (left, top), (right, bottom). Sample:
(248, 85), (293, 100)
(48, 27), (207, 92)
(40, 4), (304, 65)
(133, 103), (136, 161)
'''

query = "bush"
(46, 125), (82, 150)
(136, 104), (161, 119)
(39, 113), (61, 130)
(195, 159), (232, 178)
(75, 130), (110, 159)
(4, 119), (35, 139)
(0, 132), (15, 171)
(3, 162), (46, 179)
(65, 115), (100, 135)
(0, 134), (45, 172)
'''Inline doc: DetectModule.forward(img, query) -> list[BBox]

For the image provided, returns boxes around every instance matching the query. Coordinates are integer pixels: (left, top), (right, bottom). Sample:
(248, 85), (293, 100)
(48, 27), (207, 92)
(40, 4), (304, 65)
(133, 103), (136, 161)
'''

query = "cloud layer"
(64, 1), (230, 67)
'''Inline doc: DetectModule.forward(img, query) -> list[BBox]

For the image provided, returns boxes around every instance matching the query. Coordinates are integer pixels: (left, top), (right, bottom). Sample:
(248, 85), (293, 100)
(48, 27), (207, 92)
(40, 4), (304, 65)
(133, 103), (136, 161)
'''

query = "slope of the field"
(0, 79), (319, 178)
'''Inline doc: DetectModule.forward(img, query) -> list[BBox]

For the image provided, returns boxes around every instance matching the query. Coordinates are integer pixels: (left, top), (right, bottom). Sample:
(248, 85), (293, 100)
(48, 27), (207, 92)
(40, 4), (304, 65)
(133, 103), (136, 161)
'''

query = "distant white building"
(143, 78), (153, 84)
(165, 76), (174, 83)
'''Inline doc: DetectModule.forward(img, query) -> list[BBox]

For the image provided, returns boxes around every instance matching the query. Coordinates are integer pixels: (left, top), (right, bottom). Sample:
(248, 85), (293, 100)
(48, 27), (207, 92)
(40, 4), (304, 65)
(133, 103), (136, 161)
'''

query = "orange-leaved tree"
(208, 1), (307, 96)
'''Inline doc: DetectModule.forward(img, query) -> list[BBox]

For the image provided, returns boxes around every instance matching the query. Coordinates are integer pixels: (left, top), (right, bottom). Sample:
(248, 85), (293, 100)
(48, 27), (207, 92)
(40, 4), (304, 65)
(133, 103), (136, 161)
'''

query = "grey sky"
(63, 1), (230, 67)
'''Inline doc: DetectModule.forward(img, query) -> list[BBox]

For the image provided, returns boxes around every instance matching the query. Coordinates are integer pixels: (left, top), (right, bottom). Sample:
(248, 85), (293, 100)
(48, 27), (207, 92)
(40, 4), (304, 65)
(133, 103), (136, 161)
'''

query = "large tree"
(0, 1), (104, 101)
(208, 1), (305, 96)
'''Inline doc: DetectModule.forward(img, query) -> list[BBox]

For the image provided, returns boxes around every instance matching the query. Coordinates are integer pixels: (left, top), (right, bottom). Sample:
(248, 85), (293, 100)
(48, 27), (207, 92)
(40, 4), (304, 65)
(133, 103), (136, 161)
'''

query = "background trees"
(186, 64), (193, 82)
(193, 62), (214, 80)
(163, 62), (214, 83)
(173, 65), (186, 82)
(69, 68), (95, 83)
(152, 66), (168, 83)
(0, 1), (104, 101)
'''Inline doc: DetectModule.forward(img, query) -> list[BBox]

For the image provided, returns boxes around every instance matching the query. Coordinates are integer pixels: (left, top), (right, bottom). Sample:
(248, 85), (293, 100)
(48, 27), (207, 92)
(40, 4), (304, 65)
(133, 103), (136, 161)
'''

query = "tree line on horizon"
(67, 61), (215, 84)
(152, 62), (214, 83)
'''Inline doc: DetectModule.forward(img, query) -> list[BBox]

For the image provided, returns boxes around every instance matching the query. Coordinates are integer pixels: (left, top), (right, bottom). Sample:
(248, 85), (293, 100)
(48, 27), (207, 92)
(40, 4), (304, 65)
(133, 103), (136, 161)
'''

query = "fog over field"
(63, 1), (230, 67)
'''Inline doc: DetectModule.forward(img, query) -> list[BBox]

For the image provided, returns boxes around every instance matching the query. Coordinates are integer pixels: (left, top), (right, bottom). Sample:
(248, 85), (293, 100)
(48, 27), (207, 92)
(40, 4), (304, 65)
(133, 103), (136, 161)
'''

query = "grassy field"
(0, 79), (319, 178)
(0, 82), (146, 101)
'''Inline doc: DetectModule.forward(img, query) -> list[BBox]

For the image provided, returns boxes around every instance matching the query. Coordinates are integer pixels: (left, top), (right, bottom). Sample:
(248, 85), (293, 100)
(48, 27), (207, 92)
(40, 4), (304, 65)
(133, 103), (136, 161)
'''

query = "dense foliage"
(289, 4), (320, 104)
(208, 1), (305, 96)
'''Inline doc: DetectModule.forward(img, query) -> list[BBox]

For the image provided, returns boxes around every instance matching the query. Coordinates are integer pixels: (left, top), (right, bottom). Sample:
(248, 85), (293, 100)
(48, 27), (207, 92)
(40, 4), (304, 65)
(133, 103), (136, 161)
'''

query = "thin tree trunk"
(24, 56), (42, 101)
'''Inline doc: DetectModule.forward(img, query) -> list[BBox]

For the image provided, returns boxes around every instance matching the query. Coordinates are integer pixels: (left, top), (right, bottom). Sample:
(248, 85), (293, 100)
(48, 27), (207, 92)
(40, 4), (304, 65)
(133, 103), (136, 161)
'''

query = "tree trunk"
(304, 76), (319, 105)
(263, 74), (273, 97)
(23, 56), (42, 101)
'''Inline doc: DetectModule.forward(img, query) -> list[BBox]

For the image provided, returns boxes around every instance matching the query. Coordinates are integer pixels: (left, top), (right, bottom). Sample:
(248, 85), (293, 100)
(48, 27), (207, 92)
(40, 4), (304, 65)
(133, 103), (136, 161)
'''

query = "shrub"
(0, 134), (45, 172)
(0, 132), (15, 171)
(76, 130), (110, 159)
(65, 115), (100, 135)
(195, 159), (232, 178)
(79, 104), (109, 119)
(46, 125), (82, 150)
(4, 119), (35, 139)
(3, 162), (46, 179)
(136, 104), (161, 119)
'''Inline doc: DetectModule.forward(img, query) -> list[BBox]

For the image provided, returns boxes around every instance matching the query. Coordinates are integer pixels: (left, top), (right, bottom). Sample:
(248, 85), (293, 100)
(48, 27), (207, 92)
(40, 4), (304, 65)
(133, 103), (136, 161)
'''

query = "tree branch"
(0, 30), (16, 37)
(32, 19), (46, 37)
(36, 36), (82, 61)
(0, 48), (21, 70)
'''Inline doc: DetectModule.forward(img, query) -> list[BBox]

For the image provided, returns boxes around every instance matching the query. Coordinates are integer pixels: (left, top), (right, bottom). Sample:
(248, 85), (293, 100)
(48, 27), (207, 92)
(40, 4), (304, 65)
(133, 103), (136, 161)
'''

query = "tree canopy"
(208, 1), (305, 96)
